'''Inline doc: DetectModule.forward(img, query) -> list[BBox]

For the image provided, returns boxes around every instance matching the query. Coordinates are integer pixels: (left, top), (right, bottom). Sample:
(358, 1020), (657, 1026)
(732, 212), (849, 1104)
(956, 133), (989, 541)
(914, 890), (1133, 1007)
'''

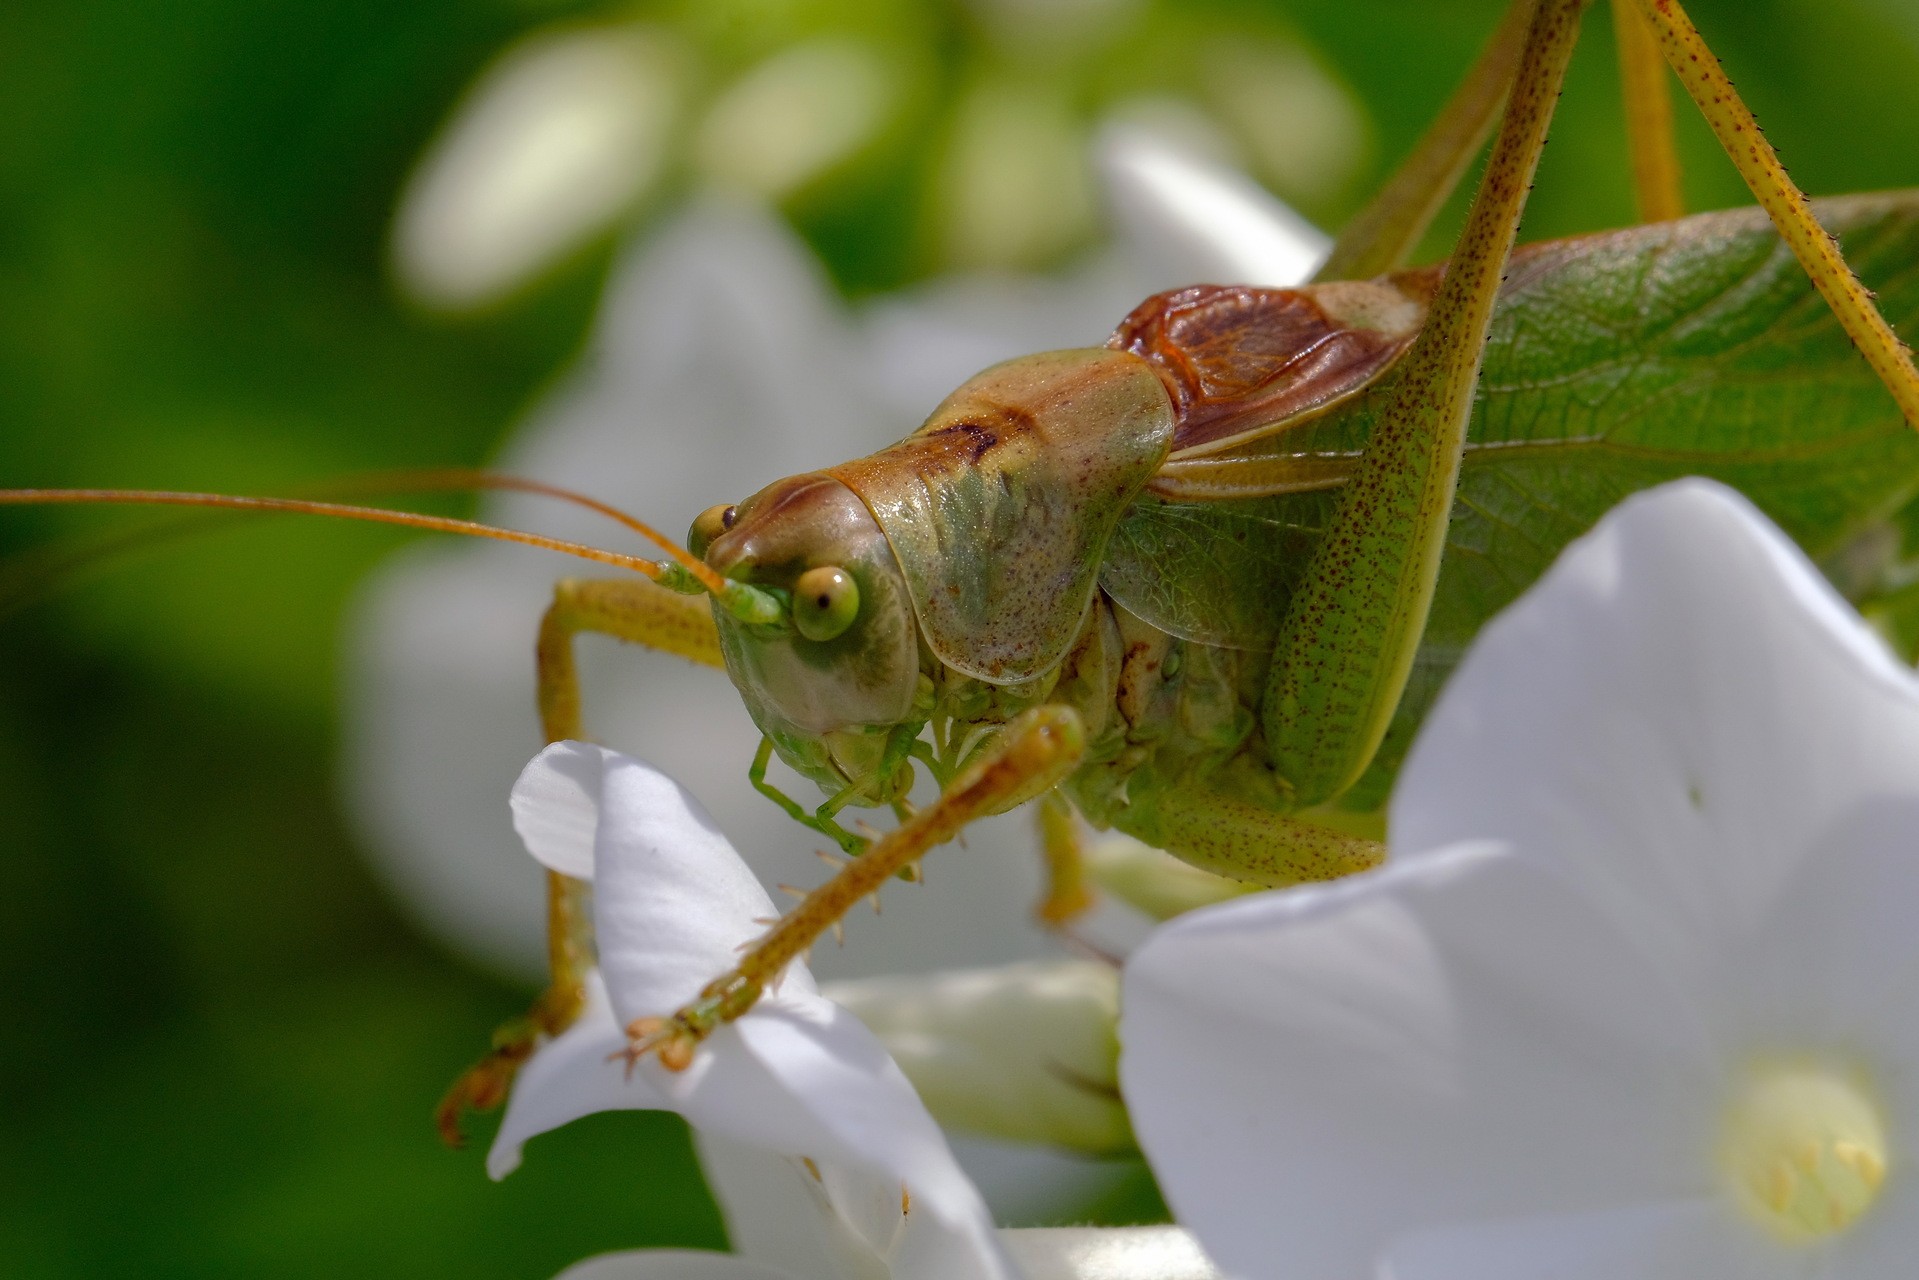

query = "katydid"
(5, 0), (1919, 1138)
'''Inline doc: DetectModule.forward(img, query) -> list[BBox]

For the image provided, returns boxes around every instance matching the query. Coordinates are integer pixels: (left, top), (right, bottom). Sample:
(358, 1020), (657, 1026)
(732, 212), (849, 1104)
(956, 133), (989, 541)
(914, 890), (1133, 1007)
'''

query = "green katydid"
(5, 0), (1919, 1137)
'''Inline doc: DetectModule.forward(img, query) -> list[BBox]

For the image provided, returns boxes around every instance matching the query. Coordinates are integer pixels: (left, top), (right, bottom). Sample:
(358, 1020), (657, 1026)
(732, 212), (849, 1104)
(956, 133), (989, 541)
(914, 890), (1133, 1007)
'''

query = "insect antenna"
(371, 469), (724, 589)
(0, 470), (737, 595)
(0, 469), (684, 616)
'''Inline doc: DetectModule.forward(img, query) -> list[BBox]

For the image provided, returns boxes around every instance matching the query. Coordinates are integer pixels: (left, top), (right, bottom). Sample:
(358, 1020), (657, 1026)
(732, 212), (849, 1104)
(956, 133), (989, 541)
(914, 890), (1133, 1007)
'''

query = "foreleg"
(437, 575), (722, 1143)
(629, 706), (1085, 1069)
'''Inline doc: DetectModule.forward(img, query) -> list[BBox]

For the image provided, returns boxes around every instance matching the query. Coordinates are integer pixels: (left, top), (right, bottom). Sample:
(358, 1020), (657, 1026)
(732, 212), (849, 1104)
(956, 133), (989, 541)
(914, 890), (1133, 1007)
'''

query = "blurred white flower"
(389, 8), (1367, 299)
(694, 39), (900, 200)
(1200, 37), (1372, 210)
(1095, 119), (1329, 291)
(392, 24), (685, 310)
(345, 128), (1322, 991)
(939, 81), (1094, 270)
(964, 0), (1147, 56)
(825, 960), (1130, 1156)
(498, 740), (1222, 1280)
(1123, 480), (1919, 1279)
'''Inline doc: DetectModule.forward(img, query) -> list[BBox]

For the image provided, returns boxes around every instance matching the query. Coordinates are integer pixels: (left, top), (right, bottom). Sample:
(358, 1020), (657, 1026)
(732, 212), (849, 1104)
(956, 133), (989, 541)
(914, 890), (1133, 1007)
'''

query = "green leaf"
(1105, 193), (1919, 808)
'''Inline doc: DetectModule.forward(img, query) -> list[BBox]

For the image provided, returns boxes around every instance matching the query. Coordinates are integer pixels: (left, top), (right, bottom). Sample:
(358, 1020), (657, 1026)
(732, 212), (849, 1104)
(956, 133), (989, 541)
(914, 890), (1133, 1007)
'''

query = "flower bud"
(1081, 832), (1252, 921)
(825, 960), (1130, 1155)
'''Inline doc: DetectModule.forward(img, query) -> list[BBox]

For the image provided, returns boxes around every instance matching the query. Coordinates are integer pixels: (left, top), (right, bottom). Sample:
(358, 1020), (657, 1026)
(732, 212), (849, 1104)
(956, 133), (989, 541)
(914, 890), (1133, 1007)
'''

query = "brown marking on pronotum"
(930, 420), (1000, 462)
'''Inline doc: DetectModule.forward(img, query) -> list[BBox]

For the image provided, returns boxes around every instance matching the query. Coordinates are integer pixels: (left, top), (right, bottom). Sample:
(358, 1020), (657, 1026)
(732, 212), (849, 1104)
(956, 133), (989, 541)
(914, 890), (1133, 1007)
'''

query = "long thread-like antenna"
(0, 488), (670, 578)
(362, 469), (728, 592)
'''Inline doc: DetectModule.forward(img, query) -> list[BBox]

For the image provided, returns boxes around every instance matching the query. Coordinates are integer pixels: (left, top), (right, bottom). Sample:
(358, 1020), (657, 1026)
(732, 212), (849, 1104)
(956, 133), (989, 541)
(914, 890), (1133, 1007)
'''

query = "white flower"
(1122, 479), (1919, 1280)
(495, 740), (1225, 1280)
(492, 739), (1013, 1280)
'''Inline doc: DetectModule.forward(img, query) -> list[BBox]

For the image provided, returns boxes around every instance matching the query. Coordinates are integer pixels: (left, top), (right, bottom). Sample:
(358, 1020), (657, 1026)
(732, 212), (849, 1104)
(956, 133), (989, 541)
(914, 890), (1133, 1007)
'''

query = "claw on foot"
(615, 976), (763, 1075)
(436, 982), (583, 1149)
(436, 1023), (539, 1148)
(620, 1016), (697, 1074)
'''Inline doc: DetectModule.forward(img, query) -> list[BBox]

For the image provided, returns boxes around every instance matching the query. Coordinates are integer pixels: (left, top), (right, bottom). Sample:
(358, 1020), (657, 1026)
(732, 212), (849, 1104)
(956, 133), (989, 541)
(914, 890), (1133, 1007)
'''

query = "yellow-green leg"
(1112, 786), (1385, 888)
(1035, 789), (1097, 926)
(436, 576), (722, 1144)
(1612, 0), (1684, 222)
(1627, 0), (1919, 430)
(629, 706), (1087, 1069)
(1315, 0), (1540, 283)
(1266, 0), (1587, 810)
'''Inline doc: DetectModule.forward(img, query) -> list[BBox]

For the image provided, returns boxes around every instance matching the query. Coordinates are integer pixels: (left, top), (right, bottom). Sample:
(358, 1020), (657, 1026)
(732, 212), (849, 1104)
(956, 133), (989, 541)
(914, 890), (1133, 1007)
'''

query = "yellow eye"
(792, 566), (859, 641)
(689, 504), (736, 557)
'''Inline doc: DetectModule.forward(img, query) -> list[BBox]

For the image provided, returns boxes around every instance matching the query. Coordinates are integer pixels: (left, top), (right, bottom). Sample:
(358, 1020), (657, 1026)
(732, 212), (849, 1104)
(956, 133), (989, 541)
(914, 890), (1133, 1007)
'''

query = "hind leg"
(1265, 0), (1587, 810)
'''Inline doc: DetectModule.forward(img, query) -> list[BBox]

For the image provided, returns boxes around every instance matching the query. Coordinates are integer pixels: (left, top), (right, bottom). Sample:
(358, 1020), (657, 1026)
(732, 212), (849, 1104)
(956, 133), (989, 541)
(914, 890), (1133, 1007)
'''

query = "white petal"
(824, 960), (1129, 1155)
(1123, 844), (1718, 1280)
(1095, 120), (1328, 289)
(999, 1226), (1223, 1280)
(553, 1250), (800, 1280)
(1378, 1200), (1787, 1280)
(487, 972), (666, 1179)
(1396, 480), (1919, 1009)
(579, 745), (809, 1021)
(1724, 800), (1919, 1130)
(511, 740), (605, 879)
(695, 1132), (894, 1280)
(662, 1006), (1011, 1280)
(512, 741), (799, 1020)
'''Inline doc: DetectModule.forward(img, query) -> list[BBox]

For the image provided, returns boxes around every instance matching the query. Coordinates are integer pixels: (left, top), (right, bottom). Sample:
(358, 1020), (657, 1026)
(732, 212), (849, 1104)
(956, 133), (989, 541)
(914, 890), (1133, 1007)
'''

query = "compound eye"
(792, 565), (859, 641)
(689, 504), (737, 557)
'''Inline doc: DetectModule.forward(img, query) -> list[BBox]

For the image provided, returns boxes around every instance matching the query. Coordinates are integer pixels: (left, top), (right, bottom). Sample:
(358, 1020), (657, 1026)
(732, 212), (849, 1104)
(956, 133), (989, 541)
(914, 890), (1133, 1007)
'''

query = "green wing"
(1100, 191), (1919, 809)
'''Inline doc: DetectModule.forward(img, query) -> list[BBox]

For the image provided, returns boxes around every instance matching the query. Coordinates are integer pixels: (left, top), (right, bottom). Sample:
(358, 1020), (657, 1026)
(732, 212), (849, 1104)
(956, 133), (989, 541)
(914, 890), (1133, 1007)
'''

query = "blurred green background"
(2, 0), (1917, 1275)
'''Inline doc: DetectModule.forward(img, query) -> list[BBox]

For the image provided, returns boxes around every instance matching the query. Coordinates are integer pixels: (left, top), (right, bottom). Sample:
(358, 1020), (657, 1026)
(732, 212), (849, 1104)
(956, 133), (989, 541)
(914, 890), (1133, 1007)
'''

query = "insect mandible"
(8, 0), (1919, 1140)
